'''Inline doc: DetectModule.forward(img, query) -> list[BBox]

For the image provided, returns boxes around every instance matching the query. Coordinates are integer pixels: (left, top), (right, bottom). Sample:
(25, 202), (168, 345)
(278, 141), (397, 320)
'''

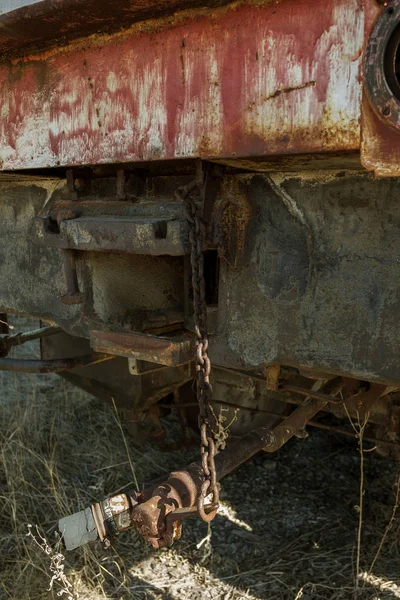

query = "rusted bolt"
(382, 105), (391, 116)
(60, 250), (85, 306)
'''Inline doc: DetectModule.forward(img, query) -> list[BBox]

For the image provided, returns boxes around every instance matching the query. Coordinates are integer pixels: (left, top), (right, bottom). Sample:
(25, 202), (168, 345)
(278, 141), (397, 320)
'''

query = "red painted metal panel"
(0, 0), (364, 170)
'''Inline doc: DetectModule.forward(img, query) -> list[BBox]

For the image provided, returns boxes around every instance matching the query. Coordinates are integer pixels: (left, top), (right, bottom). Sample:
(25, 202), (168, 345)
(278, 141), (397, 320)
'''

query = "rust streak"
(264, 80), (316, 101)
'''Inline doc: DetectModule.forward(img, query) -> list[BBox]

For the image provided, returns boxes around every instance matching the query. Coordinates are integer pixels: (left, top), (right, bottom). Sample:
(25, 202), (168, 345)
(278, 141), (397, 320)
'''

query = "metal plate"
(90, 330), (194, 366)
(0, 0), (364, 170)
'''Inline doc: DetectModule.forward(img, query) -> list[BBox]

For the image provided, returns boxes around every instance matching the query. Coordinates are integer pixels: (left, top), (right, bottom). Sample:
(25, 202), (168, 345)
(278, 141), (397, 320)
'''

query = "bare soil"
(1, 318), (400, 600)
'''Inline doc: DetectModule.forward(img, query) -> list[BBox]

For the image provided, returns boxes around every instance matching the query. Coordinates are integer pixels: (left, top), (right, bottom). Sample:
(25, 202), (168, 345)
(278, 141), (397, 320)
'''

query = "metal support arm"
(58, 395), (334, 551)
(0, 353), (114, 373)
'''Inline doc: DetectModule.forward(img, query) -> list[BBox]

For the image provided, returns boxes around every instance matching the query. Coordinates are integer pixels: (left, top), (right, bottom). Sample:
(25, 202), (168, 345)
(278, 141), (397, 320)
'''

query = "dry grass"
(1, 317), (400, 599)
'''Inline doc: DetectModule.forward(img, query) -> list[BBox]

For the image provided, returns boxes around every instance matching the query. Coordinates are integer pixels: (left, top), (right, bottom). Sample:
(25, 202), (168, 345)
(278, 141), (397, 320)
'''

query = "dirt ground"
(1, 318), (400, 600)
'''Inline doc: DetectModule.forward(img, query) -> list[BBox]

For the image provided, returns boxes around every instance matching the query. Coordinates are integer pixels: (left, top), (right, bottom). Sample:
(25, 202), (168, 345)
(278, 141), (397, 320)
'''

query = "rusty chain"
(175, 177), (220, 523)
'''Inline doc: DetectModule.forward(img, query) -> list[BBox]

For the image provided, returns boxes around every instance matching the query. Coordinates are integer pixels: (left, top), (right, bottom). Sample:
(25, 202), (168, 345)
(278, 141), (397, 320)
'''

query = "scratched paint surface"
(0, 0), (364, 170)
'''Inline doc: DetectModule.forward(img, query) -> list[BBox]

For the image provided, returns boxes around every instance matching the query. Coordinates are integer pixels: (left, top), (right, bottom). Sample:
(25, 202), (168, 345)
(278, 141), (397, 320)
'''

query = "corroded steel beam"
(361, 0), (400, 177)
(90, 330), (194, 366)
(0, 0), (231, 57)
(0, 0), (364, 171)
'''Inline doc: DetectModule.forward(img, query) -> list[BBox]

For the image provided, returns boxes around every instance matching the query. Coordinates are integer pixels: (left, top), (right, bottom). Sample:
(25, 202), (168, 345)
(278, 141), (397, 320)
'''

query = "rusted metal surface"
(0, 0), (232, 57)
(279, 384), (345, 406)
(361, 95), (400, 176)
(178, 175), (220, 522)
(279, 380), (390, 421)
(90, 330), (194, 366)
(212, 370), (395, 433)
(0, 352), (114, 373)
(363, 1), (400, 132)
(60, 398), (331, 550)
(167, 396), (400, 451)
(140, 401), (196, 452)
(57, 370), (399, 551)
(79, 425), (277, 549)
(128, 358), (167, 376)
(212, 178), (252, 269)
(59, 408), (400, 551)
(34, 177), (191, 256)
(0, 0), (364, 171)
(361, 0), (400, 176)
(41, 328), (196, 430)
(208, 369), (397, 430)
(57, 217), (189, 255)
(349, 381), (388, 418)
(60, 250), (86, 305)
(91, 501), (108, 547)
(129, 394), (336, 545)
(262, 380), (341, 452)
(120, 466), (204, 548)
(265, 365), (280, 392)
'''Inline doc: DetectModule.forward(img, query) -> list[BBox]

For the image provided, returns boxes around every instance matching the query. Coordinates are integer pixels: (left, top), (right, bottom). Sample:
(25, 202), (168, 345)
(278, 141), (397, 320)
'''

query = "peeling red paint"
(0, 0), (364, 170)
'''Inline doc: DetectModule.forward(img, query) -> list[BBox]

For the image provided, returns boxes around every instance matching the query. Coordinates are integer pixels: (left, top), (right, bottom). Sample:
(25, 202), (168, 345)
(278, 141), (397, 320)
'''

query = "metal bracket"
(60, 249), (86, 306)
(91, 330), (195, 367)
(199, 162), (223, 224)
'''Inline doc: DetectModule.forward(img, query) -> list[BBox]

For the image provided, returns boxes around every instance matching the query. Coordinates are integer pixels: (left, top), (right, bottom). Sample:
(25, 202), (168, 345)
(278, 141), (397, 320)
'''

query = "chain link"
(176, 179), (220, 522)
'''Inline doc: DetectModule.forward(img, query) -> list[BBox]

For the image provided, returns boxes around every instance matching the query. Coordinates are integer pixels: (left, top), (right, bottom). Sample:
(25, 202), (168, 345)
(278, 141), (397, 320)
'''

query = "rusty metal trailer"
(1, 0), (400, 550)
